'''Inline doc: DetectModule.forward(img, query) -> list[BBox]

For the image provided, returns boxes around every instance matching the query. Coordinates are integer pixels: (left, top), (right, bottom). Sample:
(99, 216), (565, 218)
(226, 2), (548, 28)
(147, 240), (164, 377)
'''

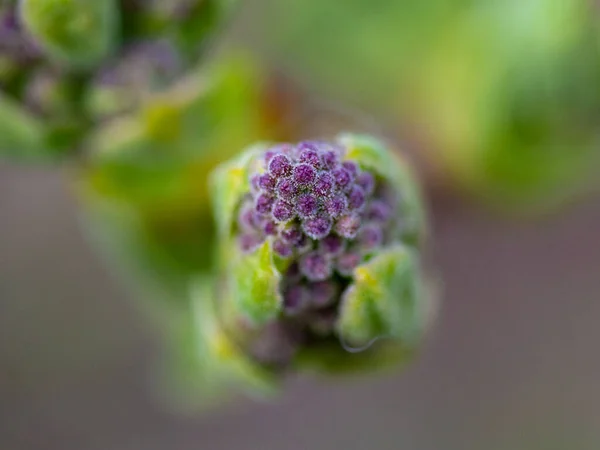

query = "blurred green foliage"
(21, 0), (119, 68)
(0, 0), (237, 161)
(248, 0), (600, 212)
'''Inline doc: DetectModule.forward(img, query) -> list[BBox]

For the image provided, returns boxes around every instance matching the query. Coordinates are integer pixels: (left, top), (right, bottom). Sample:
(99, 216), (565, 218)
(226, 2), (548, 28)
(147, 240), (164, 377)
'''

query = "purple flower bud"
(263, 220), (278, 236)
(356, 172), (375, 195)
(325, 194), (348, 218)
(276, 178), (297, 200)
(335, 214), (361, 239)
(299, 148), (321, 168)
(308, 281), (338, 308)
(314, 172), (335, 196)
(255, 193), (275, 215)
(299, 251), (333, 281)
(273, 238), (293, 258)
(296, 193), (319, 219)
(321, 150), (338, 170)
(302, 216), (333, 240)
(280, 223), (303, 244)
(272, 200), (295, 223)
(293, 164), (317, 186)
(348, 185), (366, 210)
(238, 202), (258, 230)
(333, 167), (352, 191)
(250, 174), (261, 193)
(336, 251), (361, 276)
(269, 154), (293, 177)
(342, 161), (359, 177)
(359, 224), (384, 250)
(240, 234), (264, 253)
(283, 284), (308, 315)
(258, 173), (277, 192)
(367, 199), (393, 222)
(319, 234), (346, 255)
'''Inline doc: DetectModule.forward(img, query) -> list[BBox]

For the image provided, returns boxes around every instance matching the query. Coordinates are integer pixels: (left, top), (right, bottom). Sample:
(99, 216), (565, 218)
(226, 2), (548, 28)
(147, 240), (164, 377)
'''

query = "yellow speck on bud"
(354, 267), (377, 287)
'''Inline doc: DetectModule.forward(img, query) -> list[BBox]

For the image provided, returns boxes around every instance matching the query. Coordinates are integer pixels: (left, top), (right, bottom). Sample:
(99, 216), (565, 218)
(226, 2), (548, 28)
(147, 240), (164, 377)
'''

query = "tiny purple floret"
(240, 233), (263, 253)
(368, 199), (393, 222)
(299, 148), (321, 168)
(273, 238), (293, 258)
(336, 252), (361, 276)
(263, 220), (278, 236)
(321, 150), (338, 169)
(348, 185), (366, 210)
(255, 193), (275, 215)
(308, 281), (338, 308)
(335, 214), (361, 238)
(296, 193), (319, 219)
(342, 161), (358, 177)
(299, 251), (333, 281)
(258, 173), (277, 192)
(333, 167), (352, 190)
(292, 164), (317, 186)
(269, 154), (293, 177)
(319, 234), (345, 255)
(238, 202), (258, 230)
(359, 224), (384, 250)
(284, 284), (308, 314)
(302, 216), (332, 240)
(250, 174), (261, 192)
(276, 178), (296, 200)
(314, 172), (335, 196)
(280, 223), (303, 244)
(356, 172), (375, 195)
(272, 200), (295, 222)
(325, 194), (347, 218)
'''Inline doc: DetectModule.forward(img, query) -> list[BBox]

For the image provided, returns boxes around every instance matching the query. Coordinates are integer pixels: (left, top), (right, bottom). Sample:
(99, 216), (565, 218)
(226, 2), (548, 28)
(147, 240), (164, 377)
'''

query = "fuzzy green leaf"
(337, 244), (423, 349)
(232, 241), (282, 325)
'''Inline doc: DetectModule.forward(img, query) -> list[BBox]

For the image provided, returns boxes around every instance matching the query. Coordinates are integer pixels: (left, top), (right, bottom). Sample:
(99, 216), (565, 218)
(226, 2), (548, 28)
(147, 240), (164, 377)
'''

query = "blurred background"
(2, 0), (600, 449)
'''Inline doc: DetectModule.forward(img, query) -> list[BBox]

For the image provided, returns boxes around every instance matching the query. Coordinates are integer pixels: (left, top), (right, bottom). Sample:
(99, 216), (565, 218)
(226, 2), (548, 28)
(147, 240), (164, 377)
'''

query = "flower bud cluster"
(234, 140), (401, 358)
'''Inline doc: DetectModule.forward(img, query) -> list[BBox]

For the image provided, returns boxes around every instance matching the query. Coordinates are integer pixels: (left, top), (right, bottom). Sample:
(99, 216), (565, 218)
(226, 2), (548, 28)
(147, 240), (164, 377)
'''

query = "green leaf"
(231, 241), (283, 325)
(209, 144), (264, 240)
(337, 244), (424, 349)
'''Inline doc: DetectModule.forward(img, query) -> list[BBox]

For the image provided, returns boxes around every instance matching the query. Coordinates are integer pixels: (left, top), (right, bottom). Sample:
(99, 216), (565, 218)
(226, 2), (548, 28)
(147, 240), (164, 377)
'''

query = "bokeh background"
(2, 0), (600, 449)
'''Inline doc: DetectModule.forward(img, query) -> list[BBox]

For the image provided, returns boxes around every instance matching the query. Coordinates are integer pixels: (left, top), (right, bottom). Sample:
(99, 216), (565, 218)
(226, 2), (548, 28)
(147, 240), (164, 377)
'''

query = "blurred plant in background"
(0, 0), (235, 160)
(0, 0), (435, 404)
(247, 0), (600, 213)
